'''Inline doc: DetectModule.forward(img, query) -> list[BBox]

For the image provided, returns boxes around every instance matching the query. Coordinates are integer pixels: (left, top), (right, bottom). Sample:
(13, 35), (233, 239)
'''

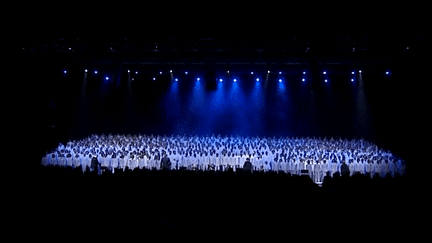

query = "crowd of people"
(40, 134), (406, 181)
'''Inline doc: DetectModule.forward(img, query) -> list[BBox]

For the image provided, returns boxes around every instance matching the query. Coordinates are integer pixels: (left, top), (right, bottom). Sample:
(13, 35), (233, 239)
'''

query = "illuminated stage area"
(41, 134), (405, 180)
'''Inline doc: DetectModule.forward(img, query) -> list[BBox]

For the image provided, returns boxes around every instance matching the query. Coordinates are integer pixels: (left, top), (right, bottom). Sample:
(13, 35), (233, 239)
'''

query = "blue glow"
(251, 72), (254, 75)
(279, 71), (282, 74)
(197, 77), (200, 81)
(170, 70), (173, 73)
(63, 70), (67, 74)
(106, 77), (109, 80)
(278, 79), (282, 82)
(351, 79), (354, 82)
(386, 71), (389, 75)
(302, 78), (305, 82)
(175, 78), (178, 82)
(85, 69), (87, 73)
(153, 77), (156, 80)
(160, 71), (162, 74)
(278, 81), (286, 91)
(267, 70), (270, 74)
(233, 79), (237, 82)
(323, 71), (326, 74)
(219, 79), (223, 82)
(325, 79), (328, 82)
(135, 71), (138, 74)
(303, 71), (306, 74)
(128, 70), (130, 73)
(256, 78), (259, 82)
(94, 71), (98, 74)
(351, 71), (355, 75)
(185, 71), (188, 74)
(359, 70), (362, 73)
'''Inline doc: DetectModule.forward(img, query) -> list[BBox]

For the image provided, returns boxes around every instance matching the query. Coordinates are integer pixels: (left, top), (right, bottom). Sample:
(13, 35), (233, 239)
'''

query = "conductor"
(243, 158), (253, 173)
(161, 155), (172, 170)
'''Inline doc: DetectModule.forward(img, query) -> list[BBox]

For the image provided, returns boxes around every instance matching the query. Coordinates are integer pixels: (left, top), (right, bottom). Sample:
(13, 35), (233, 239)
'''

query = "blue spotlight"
(325, 79), (328, 82)
(135, 71), (138, 74)
(386, 71), (389, 75)
(227, 71), (230, 74)
(267, 70), (271, 74)
(279, 71), (282, 74)
(185, 71), (188, 74)
(323, 71), (327, 75)
(197, 77), (200, 81)
(251, 72), (254, 75)
(153, 77), (156, 81)
(302, 78), (305, 82)
(63, 70), (67, 74)
(351, 79), (354, 82)
(85, 69), (88, 73)
(106, 77), (109, 80)
(160, 71), (162, 74)
(351, 71), (355, 75)
(256, 78), (259, 82)
(303, 71), (306, 74)
(94, 71), (98, 74)
(219, 78), (223, 82)
(170, 70), (173, 73)
(278, 79), (282, 82)
(359, 70), (362, 73)
(128, 70), (130, 73)
(175, 78), (178, 82)
(233, 78), (237, 82)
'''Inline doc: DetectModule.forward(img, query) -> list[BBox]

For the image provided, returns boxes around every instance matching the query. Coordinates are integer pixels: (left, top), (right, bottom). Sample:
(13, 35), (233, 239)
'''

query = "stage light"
(351, 79), (354, 82)
(323, 71), (326, 74)
(153, 77), (156, 80)
(128, 70), (130, 73)
(85, 69), (87, 73)
(135, 71), (138, 74)
(325, 79), (328, 82)
(278, 79), (282, 82)
(302, 78), (305, 82)
(233, 79), (237, 82)
(227, 71), (230, 74)
(197, 78), (200, 81)
(185, 71), (188, 74)
(267, 70), (270, 73)
(94, 71), (98, 74)
(160, 71), (162, 75)
(303, 71), (306, 74)
(175, 78), (178, 81)
(256, 78), (259, 82)
(132, 78), (134, 81)
(170, 70), (173, 73)
(386, 71), (389, 75)
(359, 70), (362, 73)
(106, 77), (109, 80)
(63, 70), (67, 74)
(279, 71), (282, 74)
(351, 71), (355, 75)
(251, 72), (254, 75)
(219, 79), (223, 82)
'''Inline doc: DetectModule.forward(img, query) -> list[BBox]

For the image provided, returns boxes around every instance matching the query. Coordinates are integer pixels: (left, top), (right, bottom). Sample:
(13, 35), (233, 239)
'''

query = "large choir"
(41, 134), (405, 181)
